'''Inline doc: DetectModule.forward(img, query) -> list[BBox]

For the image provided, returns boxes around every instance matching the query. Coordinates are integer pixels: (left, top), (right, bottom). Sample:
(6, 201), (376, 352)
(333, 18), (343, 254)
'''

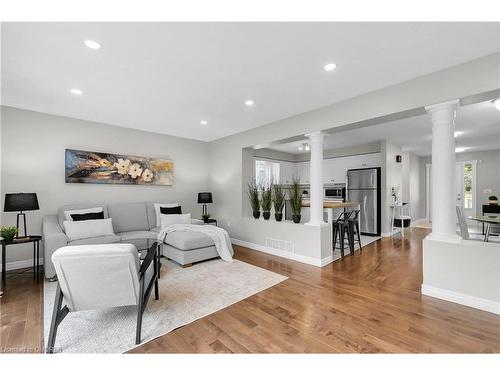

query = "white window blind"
(255, 159), (280, 187)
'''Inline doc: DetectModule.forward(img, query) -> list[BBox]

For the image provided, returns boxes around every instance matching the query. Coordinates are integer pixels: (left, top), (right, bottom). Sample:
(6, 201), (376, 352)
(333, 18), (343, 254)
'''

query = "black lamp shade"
(4, 193), (39, 212)
(197, 192), (213, 204)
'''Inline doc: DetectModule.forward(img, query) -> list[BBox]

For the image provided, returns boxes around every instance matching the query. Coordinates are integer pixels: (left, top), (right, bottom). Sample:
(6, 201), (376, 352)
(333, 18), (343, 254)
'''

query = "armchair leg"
(136, 279), (145, 345)
(46, 283), (69, 354)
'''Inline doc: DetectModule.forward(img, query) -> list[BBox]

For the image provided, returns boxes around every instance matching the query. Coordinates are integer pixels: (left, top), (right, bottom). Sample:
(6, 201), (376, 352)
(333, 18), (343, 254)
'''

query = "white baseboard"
(421, 284), (500, 315)
(231, 238), (329, 267)
(0, 258), (44, 271)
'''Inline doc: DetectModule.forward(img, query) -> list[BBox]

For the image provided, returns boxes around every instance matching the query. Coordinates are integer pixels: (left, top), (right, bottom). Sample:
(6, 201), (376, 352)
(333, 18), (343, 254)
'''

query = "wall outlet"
(483, 189), (492, 194)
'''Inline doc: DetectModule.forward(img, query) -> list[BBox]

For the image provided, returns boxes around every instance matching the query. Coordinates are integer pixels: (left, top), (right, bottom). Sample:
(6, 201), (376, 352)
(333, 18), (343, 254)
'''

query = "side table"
(202, 218), (218, 226)
(1, 235), (42, 288)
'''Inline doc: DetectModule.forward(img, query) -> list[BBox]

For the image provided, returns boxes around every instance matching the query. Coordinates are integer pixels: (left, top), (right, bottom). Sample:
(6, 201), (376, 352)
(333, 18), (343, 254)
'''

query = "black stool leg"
(356, 222), (362, 253)
(332, 224), (338, 250)
(340, 224), (345, 259)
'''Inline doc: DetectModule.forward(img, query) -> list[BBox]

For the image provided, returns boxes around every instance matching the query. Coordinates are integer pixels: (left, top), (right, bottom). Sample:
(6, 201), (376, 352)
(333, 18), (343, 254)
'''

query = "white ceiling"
(2, 22), (500, 142)
(267, 100), (500, 156)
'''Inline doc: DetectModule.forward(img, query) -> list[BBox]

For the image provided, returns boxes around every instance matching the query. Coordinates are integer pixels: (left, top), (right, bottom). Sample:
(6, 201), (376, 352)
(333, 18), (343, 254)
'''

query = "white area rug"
(44, 259), (287, 353)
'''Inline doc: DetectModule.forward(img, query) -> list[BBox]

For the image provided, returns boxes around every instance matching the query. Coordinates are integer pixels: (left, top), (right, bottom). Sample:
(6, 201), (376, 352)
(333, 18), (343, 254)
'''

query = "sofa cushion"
(108, 202), (149, 232)
(63, 218), (115, 241)
(58, 204), (109, 229)
(67, 234), (121, 246)
(118, 231), (159, 241)
(164, 231), (214, 251)
(147, 202), (179, 229)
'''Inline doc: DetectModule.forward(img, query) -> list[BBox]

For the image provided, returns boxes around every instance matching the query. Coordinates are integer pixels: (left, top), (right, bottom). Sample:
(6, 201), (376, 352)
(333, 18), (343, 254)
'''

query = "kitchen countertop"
(301, 200), (360, 209)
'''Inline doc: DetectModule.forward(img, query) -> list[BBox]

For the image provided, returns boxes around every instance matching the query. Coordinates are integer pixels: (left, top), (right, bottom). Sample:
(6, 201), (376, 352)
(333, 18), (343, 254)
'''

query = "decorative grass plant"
(289, 177), (303, 223)
(272, 184), (286, 221)
(261, 185), (273, 220)
(247, 182), (261, 219)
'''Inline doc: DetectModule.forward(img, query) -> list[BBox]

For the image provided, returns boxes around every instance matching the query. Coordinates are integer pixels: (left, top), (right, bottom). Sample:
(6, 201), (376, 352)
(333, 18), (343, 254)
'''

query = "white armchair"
(46, 242), (160, 353)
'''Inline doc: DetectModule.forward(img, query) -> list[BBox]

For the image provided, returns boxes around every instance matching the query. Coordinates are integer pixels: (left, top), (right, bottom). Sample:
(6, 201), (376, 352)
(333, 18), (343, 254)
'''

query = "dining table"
(468, 214), (500, 242)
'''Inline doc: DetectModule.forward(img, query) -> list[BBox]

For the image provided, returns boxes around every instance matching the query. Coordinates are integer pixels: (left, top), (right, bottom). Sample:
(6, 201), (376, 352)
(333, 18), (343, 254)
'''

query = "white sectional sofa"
(42, 202), (218, 279)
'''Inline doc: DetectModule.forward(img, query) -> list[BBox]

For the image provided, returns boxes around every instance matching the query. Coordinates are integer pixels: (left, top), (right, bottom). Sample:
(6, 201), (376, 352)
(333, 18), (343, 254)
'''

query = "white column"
(425, 99), (460, 242)
(305, 131), (326, 226)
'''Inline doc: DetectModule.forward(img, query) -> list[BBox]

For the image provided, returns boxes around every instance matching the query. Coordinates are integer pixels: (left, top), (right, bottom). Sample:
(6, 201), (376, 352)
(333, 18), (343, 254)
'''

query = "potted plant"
(489, 195), (498, 205)
(0, 226), (18, 243)
(202, 213), (211, 223)
(272, 184), (286, 221)
(261, 185), (272, 220)
(247, 182), (261, 219)
(289, 177), (303, 223)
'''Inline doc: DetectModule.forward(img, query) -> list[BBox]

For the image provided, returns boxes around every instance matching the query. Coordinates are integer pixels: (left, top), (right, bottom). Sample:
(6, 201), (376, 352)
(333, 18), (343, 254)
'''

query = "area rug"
(43, 259), (287, 353)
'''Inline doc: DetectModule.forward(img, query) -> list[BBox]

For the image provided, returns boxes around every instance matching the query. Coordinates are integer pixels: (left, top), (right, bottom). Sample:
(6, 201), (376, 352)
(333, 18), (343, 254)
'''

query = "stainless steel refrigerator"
(346, 167), (381, 236)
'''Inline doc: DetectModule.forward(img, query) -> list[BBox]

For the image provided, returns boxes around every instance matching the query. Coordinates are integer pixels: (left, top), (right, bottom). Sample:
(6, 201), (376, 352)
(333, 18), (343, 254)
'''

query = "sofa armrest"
(191, 219), (204, 225)
(43, 215), (68, 279)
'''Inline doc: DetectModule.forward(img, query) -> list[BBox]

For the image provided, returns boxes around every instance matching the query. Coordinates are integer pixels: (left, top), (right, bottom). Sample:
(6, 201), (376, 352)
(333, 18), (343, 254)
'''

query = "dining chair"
(333, 211), (354, 258)
(456, 206), (486, 241)
(347, 209), (362, 253)
(46, 242), (159, 353)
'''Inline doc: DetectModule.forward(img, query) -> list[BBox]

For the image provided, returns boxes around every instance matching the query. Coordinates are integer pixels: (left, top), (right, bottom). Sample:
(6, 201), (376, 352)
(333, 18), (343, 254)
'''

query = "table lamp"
(4, 193), (39, 238)
(197, 192), (213, 217)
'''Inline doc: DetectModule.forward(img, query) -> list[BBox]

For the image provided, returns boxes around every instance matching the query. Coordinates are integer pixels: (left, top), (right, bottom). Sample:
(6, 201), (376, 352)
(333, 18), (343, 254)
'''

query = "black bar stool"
(347, 209), (362, 254)
(332, 211), (354, 258)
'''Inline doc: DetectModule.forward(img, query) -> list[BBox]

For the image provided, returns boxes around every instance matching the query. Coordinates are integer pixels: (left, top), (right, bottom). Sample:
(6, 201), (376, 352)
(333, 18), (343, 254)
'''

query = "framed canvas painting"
(65, 149), (174, 186)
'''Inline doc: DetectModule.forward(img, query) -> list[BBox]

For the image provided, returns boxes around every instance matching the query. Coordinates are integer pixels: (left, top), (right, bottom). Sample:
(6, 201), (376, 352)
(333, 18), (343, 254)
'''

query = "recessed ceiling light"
(493, 98), (500, 110)
(245, 100), (254, 106)
(70, 88), (83, 95)
(305, 145), (310, 151)
(454, 131), (463, 137)
(324, 63), (337, 71)
(298, 145), (303, 151)
(455, 147), (467, 153)
(84, 40), (101, 50)
(200, 120), (208, 125)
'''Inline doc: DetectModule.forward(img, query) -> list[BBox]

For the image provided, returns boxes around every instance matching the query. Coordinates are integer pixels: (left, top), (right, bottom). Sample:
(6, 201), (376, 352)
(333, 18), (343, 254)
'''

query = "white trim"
(231, 238), (327, 267)
(425, 163), (431, 221)
(0, 258), (44, 271)
(421, 284), (500, 315)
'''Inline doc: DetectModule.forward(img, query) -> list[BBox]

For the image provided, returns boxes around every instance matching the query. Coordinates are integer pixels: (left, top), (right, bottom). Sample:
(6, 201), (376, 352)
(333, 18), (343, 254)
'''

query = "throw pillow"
(70, 211), (105, 221)
(64, 207), (104, 221)
(160, 205), (182, 215)
(63, 218), (115, 241)
(154, 203), (179, 227)
(160, 213), (191, 228)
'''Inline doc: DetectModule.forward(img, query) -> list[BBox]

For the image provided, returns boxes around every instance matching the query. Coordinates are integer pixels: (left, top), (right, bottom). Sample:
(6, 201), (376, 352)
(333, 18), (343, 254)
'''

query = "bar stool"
(347, 209), (362, 254)
(333, 211), (353, 258)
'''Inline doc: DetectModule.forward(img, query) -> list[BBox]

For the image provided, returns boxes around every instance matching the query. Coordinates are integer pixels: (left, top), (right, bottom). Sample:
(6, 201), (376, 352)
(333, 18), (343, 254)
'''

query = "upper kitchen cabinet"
(279, 160), (296, 184)
(324, 152), (382, 184)
(297, 161), (310, 184)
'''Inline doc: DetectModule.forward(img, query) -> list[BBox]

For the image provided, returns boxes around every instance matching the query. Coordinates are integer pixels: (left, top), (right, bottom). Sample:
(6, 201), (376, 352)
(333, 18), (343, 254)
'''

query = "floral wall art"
(65, 149), (174, 186)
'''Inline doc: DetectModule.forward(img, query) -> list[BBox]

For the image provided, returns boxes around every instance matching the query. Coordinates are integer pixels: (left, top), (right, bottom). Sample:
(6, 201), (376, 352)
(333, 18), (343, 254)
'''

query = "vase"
(292, 214), (301, 223)
(253, 210), (260, 219)
(275, 212), (283, 221)
(263, 211), (271, 220)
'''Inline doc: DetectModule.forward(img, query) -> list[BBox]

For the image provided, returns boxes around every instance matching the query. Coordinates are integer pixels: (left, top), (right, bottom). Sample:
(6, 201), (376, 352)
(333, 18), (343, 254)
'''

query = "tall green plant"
(289, 177), (303, 215)
(247, 182), (260, 211)
(272, 184), (286, 214)
(261, 185), (272, 212)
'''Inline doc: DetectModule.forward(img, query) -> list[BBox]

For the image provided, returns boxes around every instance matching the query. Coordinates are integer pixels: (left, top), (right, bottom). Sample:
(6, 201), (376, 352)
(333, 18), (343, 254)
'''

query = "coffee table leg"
(33, 242), (36, 279)
(2, 244), (5, 287)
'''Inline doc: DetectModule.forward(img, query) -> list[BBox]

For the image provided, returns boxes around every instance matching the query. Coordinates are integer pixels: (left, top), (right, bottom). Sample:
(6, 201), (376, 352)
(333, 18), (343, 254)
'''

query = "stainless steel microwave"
(325, 187), (345, 199)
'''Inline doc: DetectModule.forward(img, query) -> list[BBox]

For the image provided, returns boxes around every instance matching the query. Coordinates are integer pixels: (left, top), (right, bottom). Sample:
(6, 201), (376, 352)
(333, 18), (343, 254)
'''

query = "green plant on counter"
(202, 213), (211, 223)
(272, 184), (286, 213)
(261, 185), (272, 212)
(0, 226), (18, 242)
(247, 182), (261, 218)
(289, 177), (303, 223)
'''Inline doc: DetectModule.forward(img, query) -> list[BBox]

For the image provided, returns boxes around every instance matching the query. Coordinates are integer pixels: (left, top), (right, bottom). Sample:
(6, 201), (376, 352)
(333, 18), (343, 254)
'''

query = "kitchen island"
(301, 199), (360, 224)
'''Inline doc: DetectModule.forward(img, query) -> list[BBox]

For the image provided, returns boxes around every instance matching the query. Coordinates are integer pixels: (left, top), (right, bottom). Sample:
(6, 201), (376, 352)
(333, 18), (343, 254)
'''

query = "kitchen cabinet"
(296, 161), (310, 184)
(279, 161), (296, 184)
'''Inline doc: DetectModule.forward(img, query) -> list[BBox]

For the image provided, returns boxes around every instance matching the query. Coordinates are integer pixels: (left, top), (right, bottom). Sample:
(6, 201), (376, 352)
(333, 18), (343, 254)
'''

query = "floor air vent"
(265, 238), (294, 253)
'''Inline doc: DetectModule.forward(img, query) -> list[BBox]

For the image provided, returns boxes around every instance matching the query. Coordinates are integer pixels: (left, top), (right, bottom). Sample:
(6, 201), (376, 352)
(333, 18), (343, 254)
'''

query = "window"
(463, 162), (473, 209)
(255, 159), (280, 187)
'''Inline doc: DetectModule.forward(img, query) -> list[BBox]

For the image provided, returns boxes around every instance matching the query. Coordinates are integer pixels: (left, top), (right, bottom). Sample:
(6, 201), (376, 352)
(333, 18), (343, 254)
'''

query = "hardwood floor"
(2, 227), (500, 353)
(0, 270), (43, 353)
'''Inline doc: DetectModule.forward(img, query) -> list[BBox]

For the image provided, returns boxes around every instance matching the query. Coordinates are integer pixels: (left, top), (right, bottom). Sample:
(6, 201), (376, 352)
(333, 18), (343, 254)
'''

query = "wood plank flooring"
(1, 227), (500, 353)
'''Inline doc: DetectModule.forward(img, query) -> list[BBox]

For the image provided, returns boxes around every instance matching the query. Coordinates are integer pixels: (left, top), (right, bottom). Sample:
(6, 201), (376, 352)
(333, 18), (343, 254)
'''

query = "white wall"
(0, 106), (210, 266)
(381, 140), (403, 235)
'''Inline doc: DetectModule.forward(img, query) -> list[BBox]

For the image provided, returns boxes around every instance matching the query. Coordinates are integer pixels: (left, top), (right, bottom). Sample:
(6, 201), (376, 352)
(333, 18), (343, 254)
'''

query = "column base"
(425, 232), (462, 243)
(305, 221), (329, 227)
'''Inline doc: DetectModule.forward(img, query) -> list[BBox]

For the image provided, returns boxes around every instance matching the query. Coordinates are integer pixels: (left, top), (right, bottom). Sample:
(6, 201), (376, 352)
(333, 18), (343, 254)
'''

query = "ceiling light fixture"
(493, 98), (500, 111)
(245, 100), (254, 106)
(305, 144), (310, 151)
(200, 120), (208, 125)
(70, 88), (83, 95)
(298, 143), (310, 151)
(324, 63), (337, 71)
(84, 40), (101, 50)
(298, 145), (303, 151)
(455, 147), (467, 153)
